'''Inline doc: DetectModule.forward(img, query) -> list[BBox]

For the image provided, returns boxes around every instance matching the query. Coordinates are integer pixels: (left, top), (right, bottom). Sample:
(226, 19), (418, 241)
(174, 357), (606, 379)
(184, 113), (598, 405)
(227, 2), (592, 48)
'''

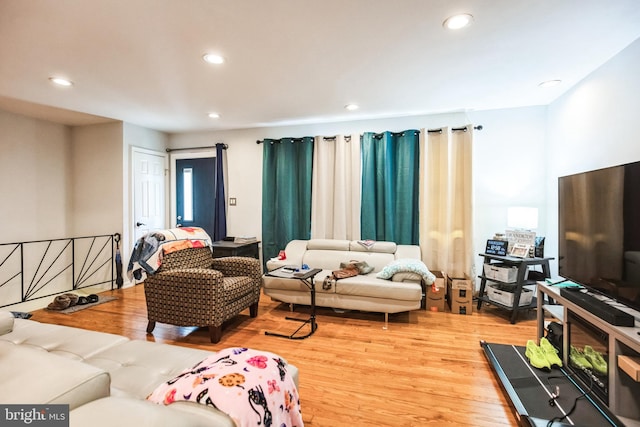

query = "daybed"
(0, 311), (300, 427)
(263, 239), (434, 326)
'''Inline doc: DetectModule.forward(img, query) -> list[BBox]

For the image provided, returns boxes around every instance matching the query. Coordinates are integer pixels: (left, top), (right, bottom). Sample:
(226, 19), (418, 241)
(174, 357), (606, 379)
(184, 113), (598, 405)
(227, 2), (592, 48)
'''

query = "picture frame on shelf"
(510, 243), (530, 258)
(485, 239), (508, 256)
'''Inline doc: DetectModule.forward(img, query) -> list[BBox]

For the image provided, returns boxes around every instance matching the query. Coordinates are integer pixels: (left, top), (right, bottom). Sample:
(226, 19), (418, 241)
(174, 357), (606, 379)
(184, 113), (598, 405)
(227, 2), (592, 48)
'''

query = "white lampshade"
(507, 207), (538, 230)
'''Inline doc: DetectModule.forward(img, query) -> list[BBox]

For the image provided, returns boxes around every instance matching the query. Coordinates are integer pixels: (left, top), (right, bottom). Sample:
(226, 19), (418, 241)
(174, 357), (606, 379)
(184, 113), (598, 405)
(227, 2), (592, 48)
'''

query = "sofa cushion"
(0, 310), (13, 335)
(0, 341), (110, 409)
(307, 239), (350, 251)
(377, 258), (436, 285)
(264, 270), (336, 294)
(335, 274), (422, 301)
(0, 318), (129, 361)
(302, 249), (354, 271)
(303, 250), (395, 272)
(349, 240), (397, 254)
(83, 340), (213, 399)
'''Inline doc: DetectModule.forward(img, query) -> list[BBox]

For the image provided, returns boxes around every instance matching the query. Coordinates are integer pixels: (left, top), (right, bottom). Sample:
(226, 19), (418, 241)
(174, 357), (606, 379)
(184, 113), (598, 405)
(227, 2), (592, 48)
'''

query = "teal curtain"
(361, 130), (420, 244)
(262, 137), (314, 263)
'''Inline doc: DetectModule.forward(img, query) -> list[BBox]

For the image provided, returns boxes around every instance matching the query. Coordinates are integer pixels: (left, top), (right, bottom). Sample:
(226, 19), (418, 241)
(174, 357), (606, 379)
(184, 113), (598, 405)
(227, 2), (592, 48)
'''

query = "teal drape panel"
(262, 137), (314, 263)
(360, 130), (420, 244)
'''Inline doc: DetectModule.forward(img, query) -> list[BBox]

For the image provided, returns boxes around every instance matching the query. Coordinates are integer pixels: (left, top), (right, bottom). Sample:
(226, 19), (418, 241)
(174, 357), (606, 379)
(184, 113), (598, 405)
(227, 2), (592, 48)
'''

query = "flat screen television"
(558, 160), (640, 314)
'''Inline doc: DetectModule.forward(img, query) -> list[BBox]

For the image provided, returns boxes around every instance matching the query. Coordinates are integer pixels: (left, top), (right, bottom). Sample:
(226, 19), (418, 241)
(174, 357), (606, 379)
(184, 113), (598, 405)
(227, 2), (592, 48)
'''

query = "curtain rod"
(166, 144), (227, 153)
(323, 135), (352, 140)
(256, 138), (311, 144)
(257, 125), (483, 142)
(428, 125), (483, 134)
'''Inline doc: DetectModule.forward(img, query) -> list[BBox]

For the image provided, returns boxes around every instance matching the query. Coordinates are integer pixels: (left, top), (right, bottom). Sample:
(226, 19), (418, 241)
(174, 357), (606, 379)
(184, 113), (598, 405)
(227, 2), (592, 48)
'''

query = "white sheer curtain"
(419, 126), (474, 279)
(311, 134), (361, 240)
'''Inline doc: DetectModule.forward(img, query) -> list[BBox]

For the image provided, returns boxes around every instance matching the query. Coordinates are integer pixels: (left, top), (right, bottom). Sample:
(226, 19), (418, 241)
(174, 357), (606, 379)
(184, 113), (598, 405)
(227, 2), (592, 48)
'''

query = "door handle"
(177, 216), (182, 221)
(136, 222), (146, 227)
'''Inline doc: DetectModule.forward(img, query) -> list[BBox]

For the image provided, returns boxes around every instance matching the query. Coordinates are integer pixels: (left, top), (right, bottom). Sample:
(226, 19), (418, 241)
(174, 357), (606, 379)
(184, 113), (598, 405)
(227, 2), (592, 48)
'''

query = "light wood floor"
(29, 286), (538, 426)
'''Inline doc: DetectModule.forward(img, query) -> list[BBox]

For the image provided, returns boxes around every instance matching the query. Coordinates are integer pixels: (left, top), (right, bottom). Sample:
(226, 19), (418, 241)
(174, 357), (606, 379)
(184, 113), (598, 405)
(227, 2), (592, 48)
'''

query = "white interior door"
(133, 148), (167, 242)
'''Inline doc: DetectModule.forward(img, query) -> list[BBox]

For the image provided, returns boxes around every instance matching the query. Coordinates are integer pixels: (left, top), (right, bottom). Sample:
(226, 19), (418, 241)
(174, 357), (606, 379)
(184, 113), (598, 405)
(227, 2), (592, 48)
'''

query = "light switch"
(229, 197), (237, 206)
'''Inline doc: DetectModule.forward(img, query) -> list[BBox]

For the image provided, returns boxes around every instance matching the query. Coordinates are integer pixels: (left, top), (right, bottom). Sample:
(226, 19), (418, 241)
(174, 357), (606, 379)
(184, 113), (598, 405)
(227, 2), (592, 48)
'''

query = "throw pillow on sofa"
(376, 259), (436, 285)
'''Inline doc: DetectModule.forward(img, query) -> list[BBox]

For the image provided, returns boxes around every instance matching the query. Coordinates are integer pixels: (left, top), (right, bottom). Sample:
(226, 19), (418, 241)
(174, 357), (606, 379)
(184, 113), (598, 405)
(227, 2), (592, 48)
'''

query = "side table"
(264, 267), (322, 340)
(211, 240), (260, 259)
(477, 253), (553, 323)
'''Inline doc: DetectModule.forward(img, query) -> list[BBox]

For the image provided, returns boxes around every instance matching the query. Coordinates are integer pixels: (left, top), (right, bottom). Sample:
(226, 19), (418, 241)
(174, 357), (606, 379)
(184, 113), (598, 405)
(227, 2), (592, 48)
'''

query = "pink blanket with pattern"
(147, 347), (303, 427)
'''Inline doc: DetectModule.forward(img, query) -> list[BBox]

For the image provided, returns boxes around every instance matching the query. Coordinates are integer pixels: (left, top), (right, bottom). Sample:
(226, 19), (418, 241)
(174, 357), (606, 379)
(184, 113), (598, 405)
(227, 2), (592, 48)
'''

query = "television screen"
(558, 161), (640, 313)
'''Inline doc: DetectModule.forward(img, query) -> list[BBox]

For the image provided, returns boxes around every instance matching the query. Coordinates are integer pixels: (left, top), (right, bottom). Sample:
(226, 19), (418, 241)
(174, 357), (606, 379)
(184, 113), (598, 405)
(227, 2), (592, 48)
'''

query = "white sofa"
(263, 239), (428, 325)
(0, 310), (299, 427)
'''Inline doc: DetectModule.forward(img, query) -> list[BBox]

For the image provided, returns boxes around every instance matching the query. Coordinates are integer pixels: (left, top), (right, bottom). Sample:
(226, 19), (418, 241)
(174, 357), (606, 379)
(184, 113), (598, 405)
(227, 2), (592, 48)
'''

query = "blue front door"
(176, 157), (216, 238)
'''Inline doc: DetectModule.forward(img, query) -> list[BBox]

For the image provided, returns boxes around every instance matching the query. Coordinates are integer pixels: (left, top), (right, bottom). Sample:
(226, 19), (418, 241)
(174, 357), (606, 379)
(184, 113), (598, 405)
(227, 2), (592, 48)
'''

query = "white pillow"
(376, 259), (436, 285)
(0, 311), (15, 335)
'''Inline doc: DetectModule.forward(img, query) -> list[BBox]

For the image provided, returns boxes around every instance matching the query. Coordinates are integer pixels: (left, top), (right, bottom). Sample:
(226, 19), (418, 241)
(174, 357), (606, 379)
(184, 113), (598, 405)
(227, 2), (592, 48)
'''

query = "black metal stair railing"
(0, 234), (117, 308)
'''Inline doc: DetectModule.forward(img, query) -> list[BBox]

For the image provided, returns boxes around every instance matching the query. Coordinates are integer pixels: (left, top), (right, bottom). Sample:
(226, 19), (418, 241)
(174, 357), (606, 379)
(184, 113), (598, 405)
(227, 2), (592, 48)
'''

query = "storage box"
(447, 275), (473, 315)
(448, 276), (473, 301)
(450, 298), (473, 315)
(486, 283), (533, 307)
(426, 271), (446, 312)
(483, 263), (518, 282)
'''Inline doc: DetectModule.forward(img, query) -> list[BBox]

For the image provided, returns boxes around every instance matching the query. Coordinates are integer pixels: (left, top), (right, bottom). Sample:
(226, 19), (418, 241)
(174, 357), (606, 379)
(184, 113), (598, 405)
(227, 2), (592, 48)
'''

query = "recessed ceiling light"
(49, 77), (73, 87)
(345, 104), (359, 111)
(208, 112), (220, 119)
(203, 53), (225, 64)
(538, 79), (562, 88)
(443, 14), (473, 30)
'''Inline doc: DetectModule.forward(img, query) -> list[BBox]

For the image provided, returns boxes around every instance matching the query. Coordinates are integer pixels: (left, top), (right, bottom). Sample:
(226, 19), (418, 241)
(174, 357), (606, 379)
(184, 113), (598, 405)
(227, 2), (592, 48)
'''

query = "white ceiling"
(1, 0), (639, 133)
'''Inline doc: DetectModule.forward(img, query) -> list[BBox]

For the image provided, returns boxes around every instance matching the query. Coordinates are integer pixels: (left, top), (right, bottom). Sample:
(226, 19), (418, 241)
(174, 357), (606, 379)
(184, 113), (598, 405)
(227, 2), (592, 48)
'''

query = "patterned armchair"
(143, 247), (261, 343)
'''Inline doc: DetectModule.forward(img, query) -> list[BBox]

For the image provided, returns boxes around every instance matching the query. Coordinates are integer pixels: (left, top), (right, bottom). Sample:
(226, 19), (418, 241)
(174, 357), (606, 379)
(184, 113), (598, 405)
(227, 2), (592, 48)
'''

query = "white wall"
(70, 122), (124, 237)
(0, 110), (72, 242)
(545, 38), (640, 273)
(469, 106), (548, 276)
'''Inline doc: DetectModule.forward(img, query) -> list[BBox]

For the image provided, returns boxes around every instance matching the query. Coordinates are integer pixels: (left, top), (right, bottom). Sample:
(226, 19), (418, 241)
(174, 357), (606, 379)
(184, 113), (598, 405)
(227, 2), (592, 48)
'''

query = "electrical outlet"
(229, 197), (237, 206)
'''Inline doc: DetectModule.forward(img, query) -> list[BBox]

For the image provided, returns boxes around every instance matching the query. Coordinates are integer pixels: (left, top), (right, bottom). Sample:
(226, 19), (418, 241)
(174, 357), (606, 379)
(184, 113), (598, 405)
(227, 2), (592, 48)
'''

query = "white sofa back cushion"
(303, 250), (394, 272)
(349, 240), (397, 254)
(306, 239), (350, 251)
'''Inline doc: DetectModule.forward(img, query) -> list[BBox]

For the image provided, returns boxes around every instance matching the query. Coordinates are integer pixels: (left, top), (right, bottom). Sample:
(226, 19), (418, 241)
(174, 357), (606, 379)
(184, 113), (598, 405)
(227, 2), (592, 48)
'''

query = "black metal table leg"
(265, 268), (321, 340)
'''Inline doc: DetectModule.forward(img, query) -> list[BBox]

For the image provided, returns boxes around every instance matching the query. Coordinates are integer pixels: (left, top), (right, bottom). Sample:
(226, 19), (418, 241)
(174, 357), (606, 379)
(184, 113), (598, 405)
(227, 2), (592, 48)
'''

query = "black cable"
(545, 371), (593, 427)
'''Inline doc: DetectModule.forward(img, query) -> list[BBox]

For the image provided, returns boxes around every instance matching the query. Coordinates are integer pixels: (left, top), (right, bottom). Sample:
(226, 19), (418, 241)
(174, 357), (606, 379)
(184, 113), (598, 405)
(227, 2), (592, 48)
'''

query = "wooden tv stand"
(536, 282), (640, 424)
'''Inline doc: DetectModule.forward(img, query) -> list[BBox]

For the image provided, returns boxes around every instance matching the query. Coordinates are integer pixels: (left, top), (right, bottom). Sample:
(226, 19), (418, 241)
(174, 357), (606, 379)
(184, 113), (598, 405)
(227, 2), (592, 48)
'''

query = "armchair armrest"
(211, 256), (262, 280)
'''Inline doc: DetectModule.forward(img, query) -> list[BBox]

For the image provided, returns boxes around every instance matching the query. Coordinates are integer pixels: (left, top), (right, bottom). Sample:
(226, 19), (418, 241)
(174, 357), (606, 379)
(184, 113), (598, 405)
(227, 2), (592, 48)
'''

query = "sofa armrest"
(266, 240), (308, 270)
(266, 258), (288, 271)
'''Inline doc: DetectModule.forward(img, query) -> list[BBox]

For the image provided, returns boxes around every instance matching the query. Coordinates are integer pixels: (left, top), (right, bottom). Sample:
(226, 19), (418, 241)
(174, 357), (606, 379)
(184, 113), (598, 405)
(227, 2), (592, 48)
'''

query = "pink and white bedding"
(147, 347), (303, 427)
